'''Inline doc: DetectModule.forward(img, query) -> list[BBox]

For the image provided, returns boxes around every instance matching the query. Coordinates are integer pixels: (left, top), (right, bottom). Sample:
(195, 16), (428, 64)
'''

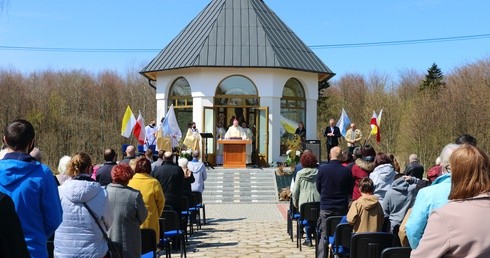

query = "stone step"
(202, 168), (279, 203)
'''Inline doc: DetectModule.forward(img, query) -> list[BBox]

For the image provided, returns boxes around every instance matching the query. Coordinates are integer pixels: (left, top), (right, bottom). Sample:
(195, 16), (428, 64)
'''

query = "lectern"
(217, 139), (252, 168)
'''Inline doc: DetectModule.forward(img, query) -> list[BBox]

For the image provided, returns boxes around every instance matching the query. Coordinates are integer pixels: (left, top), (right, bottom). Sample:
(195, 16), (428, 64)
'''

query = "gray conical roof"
(141, 0), (334, 80)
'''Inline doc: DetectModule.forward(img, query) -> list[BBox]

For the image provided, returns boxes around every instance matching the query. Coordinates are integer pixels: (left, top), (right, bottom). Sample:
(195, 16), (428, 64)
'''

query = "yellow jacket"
(128, 173), (165, 242)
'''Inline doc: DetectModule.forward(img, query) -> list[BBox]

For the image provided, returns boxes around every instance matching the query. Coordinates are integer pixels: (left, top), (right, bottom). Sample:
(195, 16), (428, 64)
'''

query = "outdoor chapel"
(140, 0), (333, 166)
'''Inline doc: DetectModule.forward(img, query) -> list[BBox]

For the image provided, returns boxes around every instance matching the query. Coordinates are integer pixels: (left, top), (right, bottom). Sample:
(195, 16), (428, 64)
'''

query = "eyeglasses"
(445, 165), (451, 173)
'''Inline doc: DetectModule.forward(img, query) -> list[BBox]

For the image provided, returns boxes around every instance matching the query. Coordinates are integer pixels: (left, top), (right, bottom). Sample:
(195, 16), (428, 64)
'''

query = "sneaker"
(302, 240), (312, 247)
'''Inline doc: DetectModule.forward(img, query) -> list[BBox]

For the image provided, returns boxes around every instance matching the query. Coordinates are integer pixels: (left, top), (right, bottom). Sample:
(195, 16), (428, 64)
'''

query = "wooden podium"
(218, 139), (252, 168)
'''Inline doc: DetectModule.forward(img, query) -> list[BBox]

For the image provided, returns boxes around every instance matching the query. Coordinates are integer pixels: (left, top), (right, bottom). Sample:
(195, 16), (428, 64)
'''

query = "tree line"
(317, 59), (490, 170)
(1, 58), (489, 172)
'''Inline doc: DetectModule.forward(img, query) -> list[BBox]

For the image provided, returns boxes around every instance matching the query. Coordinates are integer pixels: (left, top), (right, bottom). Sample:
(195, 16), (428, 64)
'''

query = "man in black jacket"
(151, 151), (184, 213)
(95, 149), (117, 186)
(316, 147), (353, 258)
(323, 118), (341, 161)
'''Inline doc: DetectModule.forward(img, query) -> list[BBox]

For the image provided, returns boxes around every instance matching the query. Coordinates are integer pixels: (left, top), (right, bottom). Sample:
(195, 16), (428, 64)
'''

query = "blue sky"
(1, 0), (489, 80)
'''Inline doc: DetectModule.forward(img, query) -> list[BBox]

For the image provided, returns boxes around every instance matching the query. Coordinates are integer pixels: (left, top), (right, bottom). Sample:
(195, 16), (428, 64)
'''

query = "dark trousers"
(326, 143), (337, 161)
(316, 209), (347, 258)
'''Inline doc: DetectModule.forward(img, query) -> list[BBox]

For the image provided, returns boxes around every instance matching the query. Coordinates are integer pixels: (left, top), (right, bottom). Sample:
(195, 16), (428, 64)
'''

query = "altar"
(217, 139), (252, 168)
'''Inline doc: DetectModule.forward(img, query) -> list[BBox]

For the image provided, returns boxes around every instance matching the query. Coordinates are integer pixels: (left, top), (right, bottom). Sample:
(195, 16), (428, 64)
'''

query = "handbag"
(82, 202), (122, 258)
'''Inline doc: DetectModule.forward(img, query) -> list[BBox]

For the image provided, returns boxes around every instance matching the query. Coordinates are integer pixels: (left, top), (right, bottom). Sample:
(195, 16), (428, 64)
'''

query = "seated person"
(347, 177), (384, 233)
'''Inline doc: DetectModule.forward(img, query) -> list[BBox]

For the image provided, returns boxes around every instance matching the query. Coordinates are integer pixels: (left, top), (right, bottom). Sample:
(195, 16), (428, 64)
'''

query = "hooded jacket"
(188, 159), (207, 193)
(406, 173), (451, 249)
(370, 163), (397, 202)
(382, 176), (419, 231)
(347, 194), (384, 233)
(0, 154), (62, 258)
(351, 158), (376, 200)
(55, 178), (113, 258)
(292, 167), (321, 211)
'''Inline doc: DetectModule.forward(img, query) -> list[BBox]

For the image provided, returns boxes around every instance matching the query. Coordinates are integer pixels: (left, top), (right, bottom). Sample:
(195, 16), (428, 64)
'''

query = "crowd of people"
(290, 122), (489, 257)
(0, 119), (208, 258)
(1, 117), (489, 258)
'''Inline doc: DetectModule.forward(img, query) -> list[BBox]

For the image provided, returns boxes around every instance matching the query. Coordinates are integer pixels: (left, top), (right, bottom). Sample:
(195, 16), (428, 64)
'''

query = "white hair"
(178, 157), (188, 168)
(57, 155), (72, 175)
(440, 143), (460, 174)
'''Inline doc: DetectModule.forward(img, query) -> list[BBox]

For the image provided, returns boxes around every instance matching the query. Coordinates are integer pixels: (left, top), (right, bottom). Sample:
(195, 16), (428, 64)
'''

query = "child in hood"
(347, 177), (384, 233)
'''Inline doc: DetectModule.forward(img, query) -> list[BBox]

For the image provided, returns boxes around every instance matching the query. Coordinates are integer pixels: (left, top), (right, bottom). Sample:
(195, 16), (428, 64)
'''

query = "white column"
(306, 98), (318, 140)
(192, 96), (214, 131)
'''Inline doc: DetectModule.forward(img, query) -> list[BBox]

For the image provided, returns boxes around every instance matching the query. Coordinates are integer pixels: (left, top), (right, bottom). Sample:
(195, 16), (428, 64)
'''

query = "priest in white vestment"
(224, 119), (246, 140)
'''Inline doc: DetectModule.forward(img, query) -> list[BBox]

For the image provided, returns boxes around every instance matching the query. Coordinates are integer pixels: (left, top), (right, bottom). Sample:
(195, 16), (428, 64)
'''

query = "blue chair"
(159, 210), (186, 258)
(332, 223), (353, 258)
(192, 191), (206, 226)
(320, 215), (343, 258)
(287, 198), (300, 241)
(141, 228), (156, 258)
(297, 202), (320, 251)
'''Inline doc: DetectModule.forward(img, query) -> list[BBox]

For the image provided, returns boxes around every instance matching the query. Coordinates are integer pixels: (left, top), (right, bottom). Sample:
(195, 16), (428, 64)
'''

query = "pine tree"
(420, 63), (445, 92)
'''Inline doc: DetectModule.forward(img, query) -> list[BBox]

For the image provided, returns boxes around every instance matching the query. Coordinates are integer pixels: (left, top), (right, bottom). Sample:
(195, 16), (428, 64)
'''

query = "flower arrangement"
(180, 149), (193, 160)
(285, 149), (302, 166)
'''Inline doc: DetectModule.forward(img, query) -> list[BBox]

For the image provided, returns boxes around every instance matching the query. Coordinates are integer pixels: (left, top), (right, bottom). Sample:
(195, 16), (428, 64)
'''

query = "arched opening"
(280, 78), (306, 154)
(214, 75), (259, 127)
(168, 77), (192, 132)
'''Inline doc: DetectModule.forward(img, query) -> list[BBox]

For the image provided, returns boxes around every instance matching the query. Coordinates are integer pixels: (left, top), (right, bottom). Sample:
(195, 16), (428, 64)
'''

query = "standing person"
(412, 145), (490, 257)
(144, 120), (158, 151)
(242, 121), (253, 164)
(107, 163), (148, 258)
(151, 150), (165, 172)
(323, 118), (341, 161)
(128, 157), (165, 244)
(215, 122), (226, 166)
(292, 151), (321, 246)
(188, 150), (208, 193)
(152, 151), (184, 213)
(403, 154), (424, 179)
(0, 191), (30, 258)
(178, 157), (196, 200)
(0, 119), (62, 258)
(224, 119), (245, 139)
(183, 122), (201, 152)
(55, 152), (113, 258)
(405, 143), (460, 249)
(369, 152), (397, 202)
(96, 148), (118, 186)
(345, 123), (362, 155)
(351, 145), (376, 201)
(295, 121), (306, 150)
(56, 155), (72, 185)
(316, 146), (353, 258)
(120, 145), (136, 164)
(347, 177), (384, 233)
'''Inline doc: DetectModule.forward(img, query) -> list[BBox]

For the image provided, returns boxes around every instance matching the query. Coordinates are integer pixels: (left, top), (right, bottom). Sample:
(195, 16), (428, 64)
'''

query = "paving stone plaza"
(164, 168), (315, 258)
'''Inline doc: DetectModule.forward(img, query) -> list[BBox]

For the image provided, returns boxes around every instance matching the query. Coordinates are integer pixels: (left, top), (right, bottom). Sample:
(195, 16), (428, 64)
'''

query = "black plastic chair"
(159, 210), (187, 258)
(297, 202), (320, 251)
(321, 216), (343, 258)
(287, 198), (300, 241)
(192, 191), (206, 226)
(141, 228), (157, 258)
(332, 223), (353, 258)
(380, 247), (412, 258)
(180, 196), (190, 240)
(350, 232), (398, 258)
